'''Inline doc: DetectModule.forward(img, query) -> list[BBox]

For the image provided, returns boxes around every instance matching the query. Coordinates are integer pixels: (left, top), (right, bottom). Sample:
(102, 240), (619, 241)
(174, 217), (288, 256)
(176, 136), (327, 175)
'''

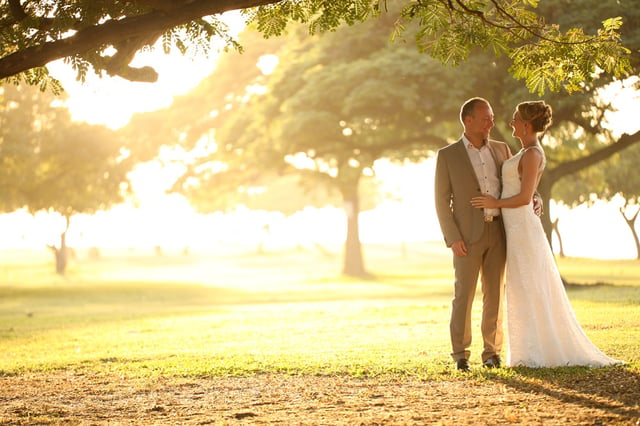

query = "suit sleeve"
(434, 150), (462, 247)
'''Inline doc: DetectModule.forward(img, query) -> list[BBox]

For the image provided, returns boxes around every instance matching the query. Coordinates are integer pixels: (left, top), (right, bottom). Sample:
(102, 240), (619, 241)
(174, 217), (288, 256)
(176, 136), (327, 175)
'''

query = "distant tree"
(547, 129), (609, 257)
(546, 137), (640, 260)
(147, 12), (472, 277)
(122, 0), (640, 275)
(598, 144), (640, 259)
(0, 84), (132, 273)
(0, 0), (631, 96)
(531, 94), (640, 246)
(245, 17), (465, 276)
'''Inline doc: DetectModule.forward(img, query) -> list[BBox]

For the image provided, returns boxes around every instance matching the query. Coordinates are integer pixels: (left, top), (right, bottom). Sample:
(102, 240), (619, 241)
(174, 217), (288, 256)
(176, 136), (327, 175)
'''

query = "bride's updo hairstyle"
(517, 101), (553, 133)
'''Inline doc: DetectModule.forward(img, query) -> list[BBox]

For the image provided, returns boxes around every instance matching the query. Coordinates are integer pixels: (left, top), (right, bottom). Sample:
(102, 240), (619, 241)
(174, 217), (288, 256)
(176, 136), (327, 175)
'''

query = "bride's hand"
(470, 195), (498, 209)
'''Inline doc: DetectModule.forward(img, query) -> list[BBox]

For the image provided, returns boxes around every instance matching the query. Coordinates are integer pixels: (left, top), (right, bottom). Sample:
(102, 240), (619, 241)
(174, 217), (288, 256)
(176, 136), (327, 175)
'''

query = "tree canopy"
(0, 84), (130, 216)
(0, 0), (632, 95)
(0, 83), (132, 272)
(121, 0), (640, 273)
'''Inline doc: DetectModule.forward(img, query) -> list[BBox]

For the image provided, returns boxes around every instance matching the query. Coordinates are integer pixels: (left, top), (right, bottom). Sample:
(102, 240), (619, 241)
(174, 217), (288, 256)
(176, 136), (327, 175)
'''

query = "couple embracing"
(435, 97), (622, 370)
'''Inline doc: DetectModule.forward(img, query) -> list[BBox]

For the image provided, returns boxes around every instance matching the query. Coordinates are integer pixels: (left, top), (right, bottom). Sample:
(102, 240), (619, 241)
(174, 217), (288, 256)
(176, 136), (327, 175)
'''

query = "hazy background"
(2, 12), (638, 262)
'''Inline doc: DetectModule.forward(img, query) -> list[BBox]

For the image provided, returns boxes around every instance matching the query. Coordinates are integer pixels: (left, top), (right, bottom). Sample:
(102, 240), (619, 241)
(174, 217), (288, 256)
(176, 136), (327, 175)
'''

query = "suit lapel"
(454, 139), (481, 189)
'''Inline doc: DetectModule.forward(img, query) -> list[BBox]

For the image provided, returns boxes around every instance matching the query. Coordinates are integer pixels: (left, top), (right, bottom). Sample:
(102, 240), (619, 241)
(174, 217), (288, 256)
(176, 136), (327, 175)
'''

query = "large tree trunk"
(340, 179), (367, 278)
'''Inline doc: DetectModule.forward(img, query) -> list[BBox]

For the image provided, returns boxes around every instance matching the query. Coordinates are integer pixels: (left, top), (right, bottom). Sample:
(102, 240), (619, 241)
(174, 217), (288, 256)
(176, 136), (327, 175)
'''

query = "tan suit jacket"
(434, 138), (512, 246)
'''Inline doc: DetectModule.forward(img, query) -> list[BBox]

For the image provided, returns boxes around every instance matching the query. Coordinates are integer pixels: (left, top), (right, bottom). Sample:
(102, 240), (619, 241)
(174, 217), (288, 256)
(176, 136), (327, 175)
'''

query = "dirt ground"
(1, 368), (639, 425)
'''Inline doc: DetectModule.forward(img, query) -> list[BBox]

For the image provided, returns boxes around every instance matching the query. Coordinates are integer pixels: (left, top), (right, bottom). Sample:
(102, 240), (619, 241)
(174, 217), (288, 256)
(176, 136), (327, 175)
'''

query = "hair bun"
(518, 101), (553, 132)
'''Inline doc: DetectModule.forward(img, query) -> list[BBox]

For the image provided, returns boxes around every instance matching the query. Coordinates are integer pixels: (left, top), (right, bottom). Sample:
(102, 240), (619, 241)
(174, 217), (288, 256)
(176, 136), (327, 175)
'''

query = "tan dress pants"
(450, 219), (506, 362)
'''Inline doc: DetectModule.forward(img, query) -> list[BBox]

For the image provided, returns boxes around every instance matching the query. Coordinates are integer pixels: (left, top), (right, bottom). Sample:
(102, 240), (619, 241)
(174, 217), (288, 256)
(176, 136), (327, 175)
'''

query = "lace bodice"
(501, 145), (546, 199)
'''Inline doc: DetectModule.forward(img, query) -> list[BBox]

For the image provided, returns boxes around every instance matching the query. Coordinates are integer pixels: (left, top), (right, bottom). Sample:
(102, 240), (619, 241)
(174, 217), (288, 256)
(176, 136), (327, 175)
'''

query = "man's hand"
(451, 239), (468, 257)
(533, 194), (543, 217)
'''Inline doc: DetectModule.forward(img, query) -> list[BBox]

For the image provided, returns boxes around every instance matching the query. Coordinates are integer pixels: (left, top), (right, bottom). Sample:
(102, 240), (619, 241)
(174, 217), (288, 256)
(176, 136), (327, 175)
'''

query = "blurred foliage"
(605, 143), (640, 205)
(0, 0), (632, 97)
(0, 83), (133, 272)
(600, 142), (640, 258)
(247, 0), (631, 95)
(0, 84), (131, 218)
(121, 0), (640, 257)
(547, 125), (608, 207)
(0, 0), (238, 87)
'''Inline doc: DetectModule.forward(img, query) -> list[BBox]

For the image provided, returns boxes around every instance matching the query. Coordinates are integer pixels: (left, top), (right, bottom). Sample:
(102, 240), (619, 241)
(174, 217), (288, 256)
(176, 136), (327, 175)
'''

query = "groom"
(434, 97), (511, 372)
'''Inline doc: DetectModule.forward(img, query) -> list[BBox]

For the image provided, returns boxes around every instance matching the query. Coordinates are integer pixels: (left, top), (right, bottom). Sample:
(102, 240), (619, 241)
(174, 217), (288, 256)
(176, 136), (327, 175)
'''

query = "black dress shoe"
(483, 355), (502, 369)
(456, 359), (471, 372)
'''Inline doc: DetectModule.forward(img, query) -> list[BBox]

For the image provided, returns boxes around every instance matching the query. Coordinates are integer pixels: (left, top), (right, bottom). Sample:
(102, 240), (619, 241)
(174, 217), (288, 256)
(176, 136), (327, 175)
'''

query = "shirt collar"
(463, 134), (489, 150)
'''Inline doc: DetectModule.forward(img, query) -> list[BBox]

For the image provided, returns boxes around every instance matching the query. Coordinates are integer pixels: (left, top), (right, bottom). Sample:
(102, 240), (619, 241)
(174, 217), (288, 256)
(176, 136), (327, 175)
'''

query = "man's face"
(465, 102), (495, 141)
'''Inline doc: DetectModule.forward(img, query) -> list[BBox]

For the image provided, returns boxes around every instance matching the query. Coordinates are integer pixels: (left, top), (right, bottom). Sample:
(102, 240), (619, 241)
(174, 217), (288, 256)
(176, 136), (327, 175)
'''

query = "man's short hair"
(460, 97), (490, 124)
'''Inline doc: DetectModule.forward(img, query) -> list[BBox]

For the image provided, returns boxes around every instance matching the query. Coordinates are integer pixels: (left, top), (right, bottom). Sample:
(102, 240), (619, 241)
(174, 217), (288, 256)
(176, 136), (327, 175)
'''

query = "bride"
(470, 100), (622, 367)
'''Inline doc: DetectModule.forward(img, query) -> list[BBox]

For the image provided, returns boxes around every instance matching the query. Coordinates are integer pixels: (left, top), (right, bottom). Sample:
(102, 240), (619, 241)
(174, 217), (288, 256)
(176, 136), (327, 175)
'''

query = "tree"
(124, 1), (640, 275)
(154, 11), (481, 276)
(565, 142), (640, 260)
(607, 143), (640, 259)
(0, 83), (132, 273)
(248, 20), (445, 275)
(0, 0), (631, 95)
(546, 135), (640, 260)
(123, 13), (446, 276)
(546, 129), (609, 257)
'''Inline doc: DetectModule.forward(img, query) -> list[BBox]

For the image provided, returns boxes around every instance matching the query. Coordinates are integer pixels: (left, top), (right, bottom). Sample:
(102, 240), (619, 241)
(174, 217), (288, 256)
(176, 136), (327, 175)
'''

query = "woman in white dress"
(471, 101), (622, 368)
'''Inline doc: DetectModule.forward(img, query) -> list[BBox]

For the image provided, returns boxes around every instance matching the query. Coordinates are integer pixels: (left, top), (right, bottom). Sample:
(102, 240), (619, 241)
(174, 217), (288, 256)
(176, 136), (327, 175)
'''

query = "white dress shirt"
(463, 135), (501, 218)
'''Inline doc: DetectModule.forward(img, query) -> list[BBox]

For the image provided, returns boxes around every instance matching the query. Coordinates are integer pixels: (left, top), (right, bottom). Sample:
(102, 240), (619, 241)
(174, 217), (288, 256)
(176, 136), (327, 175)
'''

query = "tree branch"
(6, 0), (55, 31)
(105, 33), (164, 82)
(448, 0), (596, 46)
(0, 0), (281, 80)
(548, 130), (640, 181)
(8, 0), (28, 21)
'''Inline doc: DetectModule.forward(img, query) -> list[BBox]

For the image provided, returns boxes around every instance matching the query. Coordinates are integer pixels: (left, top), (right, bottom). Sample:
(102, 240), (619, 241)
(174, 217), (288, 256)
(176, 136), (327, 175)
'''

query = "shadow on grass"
(487, 365), (640, 420)
(562, 282), (640, 304)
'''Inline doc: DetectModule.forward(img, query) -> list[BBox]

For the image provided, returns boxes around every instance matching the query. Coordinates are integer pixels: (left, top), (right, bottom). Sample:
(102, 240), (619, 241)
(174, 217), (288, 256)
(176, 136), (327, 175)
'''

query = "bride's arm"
(470, 149), (543, 209)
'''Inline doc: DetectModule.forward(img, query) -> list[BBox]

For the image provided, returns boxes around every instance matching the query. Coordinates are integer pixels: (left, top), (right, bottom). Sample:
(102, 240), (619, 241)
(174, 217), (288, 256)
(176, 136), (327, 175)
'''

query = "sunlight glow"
(3, 19), (637, 260)
(601, 76), (640, 137)
(257, 54), (279, 75)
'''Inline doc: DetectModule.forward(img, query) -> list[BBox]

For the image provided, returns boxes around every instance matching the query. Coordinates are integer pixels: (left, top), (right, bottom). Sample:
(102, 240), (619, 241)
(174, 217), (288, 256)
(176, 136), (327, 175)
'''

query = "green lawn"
(0, 243), (638, 379)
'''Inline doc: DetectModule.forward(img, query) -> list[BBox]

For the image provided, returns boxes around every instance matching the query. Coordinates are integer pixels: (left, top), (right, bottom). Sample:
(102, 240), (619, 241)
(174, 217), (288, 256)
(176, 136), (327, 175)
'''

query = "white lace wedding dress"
(501, 146), (622, 367)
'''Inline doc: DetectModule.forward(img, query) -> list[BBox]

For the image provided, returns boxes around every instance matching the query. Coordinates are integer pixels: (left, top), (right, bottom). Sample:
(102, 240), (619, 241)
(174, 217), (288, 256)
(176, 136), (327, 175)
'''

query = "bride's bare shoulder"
(522, 145), (544, 158)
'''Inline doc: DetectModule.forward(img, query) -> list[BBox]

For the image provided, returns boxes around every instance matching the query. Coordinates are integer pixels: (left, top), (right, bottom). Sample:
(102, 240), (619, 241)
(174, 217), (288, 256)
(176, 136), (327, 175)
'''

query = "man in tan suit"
(434, 97), (511, 372)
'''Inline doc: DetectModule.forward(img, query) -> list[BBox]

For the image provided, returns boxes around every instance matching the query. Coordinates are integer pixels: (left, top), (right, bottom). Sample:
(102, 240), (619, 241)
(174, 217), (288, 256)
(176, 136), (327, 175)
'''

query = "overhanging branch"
(0, 0), (281, 81)
(548, 130), (640, 181)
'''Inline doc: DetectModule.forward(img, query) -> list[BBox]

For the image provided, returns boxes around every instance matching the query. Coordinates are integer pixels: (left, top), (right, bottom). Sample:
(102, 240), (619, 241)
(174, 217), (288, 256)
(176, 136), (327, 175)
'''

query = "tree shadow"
(563, 282), (640, 303)
(488, 365), (640, 420)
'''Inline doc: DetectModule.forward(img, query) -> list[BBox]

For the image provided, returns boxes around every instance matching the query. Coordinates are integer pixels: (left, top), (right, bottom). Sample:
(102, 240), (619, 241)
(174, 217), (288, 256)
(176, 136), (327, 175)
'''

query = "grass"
(0, 242), (638, 380)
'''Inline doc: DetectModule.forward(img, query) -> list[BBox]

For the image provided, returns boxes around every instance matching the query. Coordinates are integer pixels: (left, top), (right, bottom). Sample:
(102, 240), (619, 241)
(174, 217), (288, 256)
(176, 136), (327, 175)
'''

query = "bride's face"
(509, 111), (526, 139)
